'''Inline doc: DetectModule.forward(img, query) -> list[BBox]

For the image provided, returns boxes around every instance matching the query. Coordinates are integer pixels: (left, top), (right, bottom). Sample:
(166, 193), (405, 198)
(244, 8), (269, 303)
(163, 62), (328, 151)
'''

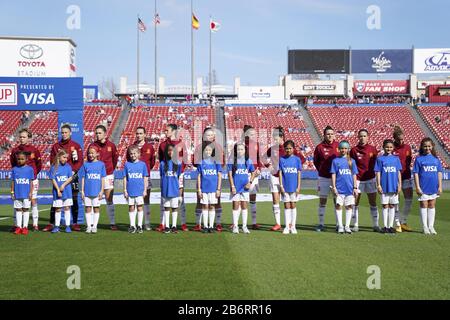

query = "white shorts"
(163, 197), (179, 208)
(178, 173), (184, 189)
(317, 177), (332, 198)
(128, 196), (144, 206)
(31, 179), (39, 200)
(52, 198), (73, 208)
(381, 193), (399, 205)
(356, 178), (377, 194)
(336, 194), (355, 207)
(84, 196), (101, 208)
(282, 192), (298, 203)
(418, 194), (439, 202)
(14, 199), (31, 209)
(230, 192), (250, 202)
(402, 178), (413, 190)
(270, 175), (281, 193)
(249, 176), (259, 195)
(104, 174), (115, 190)
(200, 192), (218, 205)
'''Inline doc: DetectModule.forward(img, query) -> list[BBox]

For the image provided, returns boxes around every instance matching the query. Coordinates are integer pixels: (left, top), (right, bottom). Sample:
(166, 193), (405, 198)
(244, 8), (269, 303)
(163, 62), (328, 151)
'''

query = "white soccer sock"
(13, 209), (17, 225)
(23, 211), (30, 228)
(420, 207), (428, 229)
(93, 212), (100, 228)
(335, 209), (343, 228)
(164, 210), (170, 228)
(179, 197), (186, 225)
(137, 210), (143, 228)
(291, 208), (297, 229)
(428, 208), (436, 229)
(107, 204), (115, 225)
(284, 208), (292, 228)
(209, 208), (216, 229)
(232, 209), (239, 227)
(394, 204), (400, 226)
(172, 210), (178, 228)
(16, 211), (23, 228)
(370, 206), (379, 227)
(202, 209), (208, 228)
(195, 208), (202, 225)
(144, 204), (150, 225)
(402, 199), (413, 224)
(388, 207), (395, 228)
(55, 211), (61, 227)
(382, 208), (389, 228)
(215, 207), (222, 225)
(32, 205), (38, 226)
(352, 206), (359, 226)
(345, 208), (353, 228)
(242, 209), (248, 228)
(64, 210), (71, 227)
(318, 206), (326, 225)
(85, 213), (93, 228)
(129, 210), (137, 228)
(250, 202), (257, 225)
(273, 204), (281, 225)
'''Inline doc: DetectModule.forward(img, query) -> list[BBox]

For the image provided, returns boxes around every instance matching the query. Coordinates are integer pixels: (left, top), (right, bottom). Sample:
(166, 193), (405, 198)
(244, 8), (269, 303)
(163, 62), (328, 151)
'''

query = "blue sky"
(1, 0), (449, 86)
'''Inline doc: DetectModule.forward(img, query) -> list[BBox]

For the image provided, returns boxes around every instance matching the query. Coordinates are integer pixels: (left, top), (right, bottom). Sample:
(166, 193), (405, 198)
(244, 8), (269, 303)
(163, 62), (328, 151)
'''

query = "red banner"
(353, 80), (409, 95)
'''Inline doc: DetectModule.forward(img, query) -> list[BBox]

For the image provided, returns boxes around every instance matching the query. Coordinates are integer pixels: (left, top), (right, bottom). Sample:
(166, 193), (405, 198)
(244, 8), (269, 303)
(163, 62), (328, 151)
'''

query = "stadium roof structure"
(0, 36), (77, 47)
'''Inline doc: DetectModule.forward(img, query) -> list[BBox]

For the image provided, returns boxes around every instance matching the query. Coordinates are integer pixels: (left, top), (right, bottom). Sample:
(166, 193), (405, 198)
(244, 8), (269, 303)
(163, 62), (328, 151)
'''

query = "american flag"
(154, 13), (161, 25)
(138, 18), (147, 32)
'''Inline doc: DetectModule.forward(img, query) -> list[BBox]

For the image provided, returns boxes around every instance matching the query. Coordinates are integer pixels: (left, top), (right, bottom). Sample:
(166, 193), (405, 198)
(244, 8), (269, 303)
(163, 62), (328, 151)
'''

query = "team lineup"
(10, 122), (443, 236)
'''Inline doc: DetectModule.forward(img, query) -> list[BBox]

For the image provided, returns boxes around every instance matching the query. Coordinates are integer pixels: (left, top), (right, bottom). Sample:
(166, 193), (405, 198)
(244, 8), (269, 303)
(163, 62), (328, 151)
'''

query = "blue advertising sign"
(351, 50), (413, 73)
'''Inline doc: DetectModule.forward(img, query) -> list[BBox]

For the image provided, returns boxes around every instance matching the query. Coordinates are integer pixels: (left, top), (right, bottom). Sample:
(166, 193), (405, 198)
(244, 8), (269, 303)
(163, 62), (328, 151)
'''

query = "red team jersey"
(126, 141), (156, 174)
(88, 139), (118, 175)
(10, 144), (42, 179)
(393, 142), (412, 181)
(265, 145), (306, 177)
(350, 144), (378, 181)
(158, 138), (186, 172)
(50, 139), (84, 172)
(313, 140), (340, 179)
(245, 139), (263, 170)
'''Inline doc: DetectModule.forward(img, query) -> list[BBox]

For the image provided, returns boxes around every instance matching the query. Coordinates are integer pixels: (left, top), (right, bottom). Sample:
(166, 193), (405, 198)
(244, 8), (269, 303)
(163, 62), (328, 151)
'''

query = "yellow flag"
(192, 13), (200, 30)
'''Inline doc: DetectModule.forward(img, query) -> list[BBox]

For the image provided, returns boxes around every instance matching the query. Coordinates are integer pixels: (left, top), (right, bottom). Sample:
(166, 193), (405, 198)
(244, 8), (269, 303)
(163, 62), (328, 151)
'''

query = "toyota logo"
(20, 44), (44, 60)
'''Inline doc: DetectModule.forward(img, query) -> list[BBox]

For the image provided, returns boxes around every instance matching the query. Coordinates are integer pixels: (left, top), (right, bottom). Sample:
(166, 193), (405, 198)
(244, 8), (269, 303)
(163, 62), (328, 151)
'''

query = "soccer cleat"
(14, 227), (22, 235)
(144, 224), (152, 231)
(242, 226), (251, 234)
(10, 226), (17, 233)
(344, 226), (352, 234)
(21, 227), (29, 235)
(389, 227), (397, 234)
(338, 226), (344, 234)
(232, 226), (239, 234)
(65, 226), (72, 233)
(156, 224), (165, 232)
(42, 224), (54, 232)
(171, 227), (178, 234)
(192, 224), (202, 232)
(72, 224), (81, 232)
(32, 225), (39, 232)
(282, 227), (290, 235)
(202, 227), (209, 234)
(208, 227), (215, 233)
(137, 226), (143, 234)
(401, 224), (412, 232)
(352, 225), (359, 232)
(181, 224), (189, 232)
(110, 224), (118, 231)
(423, 227), (431, 235)
(290, 227), (298, 235)
(91, 228), (98, 234)
(315, 224), (325, 232)
(429, 227), (437, 235)
(85, 227), (92, 234)
(373, 226), (381, 233)
(51, 226), (60, 233)
(164, 227), (171, 234)
(215, 224), (223, 232)
(395, 225), (403, 233)
(270, 224), (282, 231)
(128, 226), (136, 234)
(251, 224), (261, 230)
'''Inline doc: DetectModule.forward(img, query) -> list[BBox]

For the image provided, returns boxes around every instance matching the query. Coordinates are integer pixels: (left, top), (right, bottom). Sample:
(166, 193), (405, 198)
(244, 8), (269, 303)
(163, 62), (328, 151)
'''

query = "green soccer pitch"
(0, 190), (448, 300)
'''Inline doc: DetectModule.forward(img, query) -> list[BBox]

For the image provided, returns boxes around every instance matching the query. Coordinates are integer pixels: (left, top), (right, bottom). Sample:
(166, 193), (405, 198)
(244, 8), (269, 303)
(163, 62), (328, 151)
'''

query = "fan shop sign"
(353, 80), (409, 95)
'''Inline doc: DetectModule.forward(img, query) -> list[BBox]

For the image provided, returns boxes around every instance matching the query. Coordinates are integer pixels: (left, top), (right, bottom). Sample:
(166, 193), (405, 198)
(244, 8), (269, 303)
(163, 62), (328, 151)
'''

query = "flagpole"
(191, 0), (194, 103)
(137, 14), (140, 103)
(209, 16), (212, 102)
(154, 0), (158, 102)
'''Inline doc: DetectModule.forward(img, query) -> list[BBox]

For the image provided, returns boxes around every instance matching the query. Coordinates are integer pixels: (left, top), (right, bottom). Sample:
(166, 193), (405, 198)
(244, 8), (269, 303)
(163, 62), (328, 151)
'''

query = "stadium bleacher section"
(417, 104), (450, 153)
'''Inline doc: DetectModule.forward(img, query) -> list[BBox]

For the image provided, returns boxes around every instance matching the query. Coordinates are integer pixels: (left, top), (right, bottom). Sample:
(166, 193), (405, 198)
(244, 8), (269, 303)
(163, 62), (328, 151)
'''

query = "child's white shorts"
(178, 173), (184, 189)
(163, 197), (179, 209)
(248, 176), (259, 195)
(418, 194), (439, 201)
(84, 196), (101, 208)
(200, 192), (218, 205)
(230, 192), (249, 202)
(53, 198), (73, 208)
(14, 199), (31, 209)
(381, 193), (399, 205)
(128, 196), (144, 206)
(282, 192), (298, 203)
(336, 194), (355, 207)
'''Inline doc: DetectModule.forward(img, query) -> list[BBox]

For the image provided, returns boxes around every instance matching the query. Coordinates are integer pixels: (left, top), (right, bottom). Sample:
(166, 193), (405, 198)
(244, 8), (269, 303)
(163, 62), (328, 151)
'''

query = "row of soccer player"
(9, 124), (443, 235)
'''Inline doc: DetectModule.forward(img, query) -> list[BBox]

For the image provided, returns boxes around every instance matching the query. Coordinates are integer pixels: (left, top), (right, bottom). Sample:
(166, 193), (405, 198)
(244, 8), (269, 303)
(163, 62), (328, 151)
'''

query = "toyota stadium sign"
(414, 48), (450, 73)
(0, 37), (77, 77)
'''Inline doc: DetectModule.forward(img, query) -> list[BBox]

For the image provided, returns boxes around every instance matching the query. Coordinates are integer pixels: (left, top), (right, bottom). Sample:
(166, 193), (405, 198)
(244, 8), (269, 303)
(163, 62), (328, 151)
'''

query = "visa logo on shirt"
(166, 171), (177, 177)
(423, 166), (437, 172)
(235, 169), (249, 175)
(383, 167), (397, 173)
(128, 173), (143, 179)
(57, 176), (68, 182)
(339, 169), (352, 175)
(15, 178), (30, 185)
(87, 173), (101, 179)
(283, 168), (298, 174)
(202, 169), (217, 176)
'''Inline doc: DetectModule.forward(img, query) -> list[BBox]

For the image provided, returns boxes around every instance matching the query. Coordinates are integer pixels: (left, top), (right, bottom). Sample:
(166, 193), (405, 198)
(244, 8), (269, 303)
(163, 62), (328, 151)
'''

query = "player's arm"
(352, 173), (358, 197)
(80, 177), (85, 200)
(10, 178), (15, 201)
(296, 170), (302, 196)
(313, 146), (321, 171)
(112, 144), (119, 169)
(197, 172), (202, 198)
(331, 173), (338, 196)
(228, 171), (236, 195)
(123, 174), (128, 199)
(414, 173), (422, 196)
(216, 171), (222, 198)
(52, 179), (62, 197)
(35, 148), (42, 174)
(397, 171), (402, 195)
(279, 172), (285, 196)
(61, 176), (74, 191)
(376, 172), (382, 194)
(438, 172), (443, 195)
